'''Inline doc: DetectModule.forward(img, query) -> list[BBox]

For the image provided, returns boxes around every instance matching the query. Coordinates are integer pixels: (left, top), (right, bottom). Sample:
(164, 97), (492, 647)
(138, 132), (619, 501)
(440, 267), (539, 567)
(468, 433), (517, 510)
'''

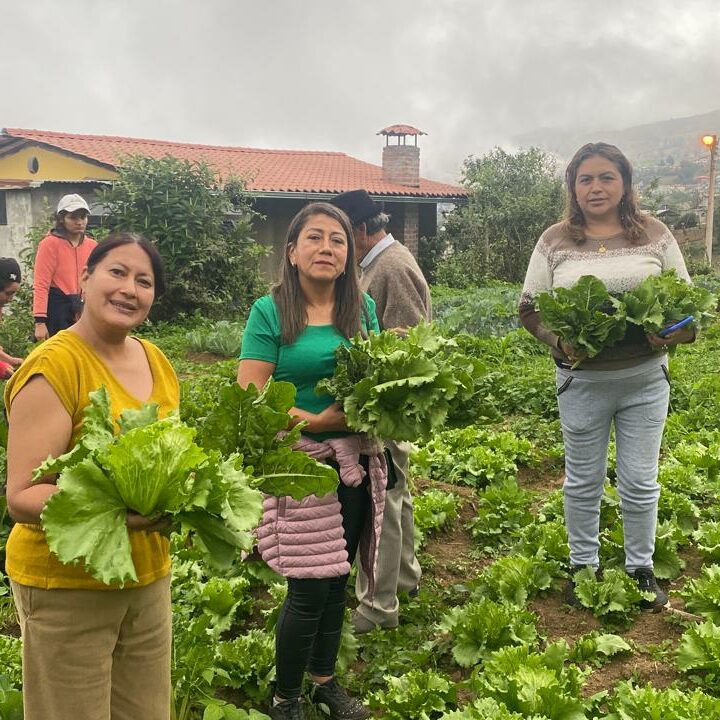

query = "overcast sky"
(3, 0), (719, 182)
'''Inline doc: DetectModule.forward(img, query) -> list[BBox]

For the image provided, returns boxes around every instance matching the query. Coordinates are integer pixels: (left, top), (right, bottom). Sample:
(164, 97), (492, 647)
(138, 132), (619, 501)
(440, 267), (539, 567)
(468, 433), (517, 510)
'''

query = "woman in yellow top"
(5, 232), (178, 720)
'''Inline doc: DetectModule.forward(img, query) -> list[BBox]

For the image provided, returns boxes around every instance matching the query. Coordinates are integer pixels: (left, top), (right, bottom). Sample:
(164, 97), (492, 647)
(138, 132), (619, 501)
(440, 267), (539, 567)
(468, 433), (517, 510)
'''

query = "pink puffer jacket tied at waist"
(256, 433), (387, 598)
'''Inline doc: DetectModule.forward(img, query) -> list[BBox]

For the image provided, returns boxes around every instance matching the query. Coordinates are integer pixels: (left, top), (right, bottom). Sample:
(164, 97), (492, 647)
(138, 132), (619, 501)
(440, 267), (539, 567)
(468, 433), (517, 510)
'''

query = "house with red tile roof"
(0, 126), (466, 272)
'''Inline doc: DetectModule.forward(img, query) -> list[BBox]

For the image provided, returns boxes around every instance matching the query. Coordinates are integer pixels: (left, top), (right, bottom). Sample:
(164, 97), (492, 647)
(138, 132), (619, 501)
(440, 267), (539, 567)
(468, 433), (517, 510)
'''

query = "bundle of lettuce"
(316, 323), (490, 441)
(537, 271), (717, 363)
(197, 379), (338, 499)
(34, 381), (338, 586)
(536, 275), (627, 362)
(622, 269), (717, 334)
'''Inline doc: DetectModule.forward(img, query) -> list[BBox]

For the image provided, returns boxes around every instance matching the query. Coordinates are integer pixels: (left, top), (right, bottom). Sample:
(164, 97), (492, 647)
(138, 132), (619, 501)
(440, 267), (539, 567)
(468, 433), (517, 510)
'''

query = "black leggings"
(275, 463), (371, 699)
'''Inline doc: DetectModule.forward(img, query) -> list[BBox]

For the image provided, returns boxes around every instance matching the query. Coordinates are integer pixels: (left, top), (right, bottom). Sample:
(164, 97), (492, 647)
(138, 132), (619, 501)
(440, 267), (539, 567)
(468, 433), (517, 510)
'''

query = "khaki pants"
(11, 575), (171, 720)
(355, 440), (422, 626)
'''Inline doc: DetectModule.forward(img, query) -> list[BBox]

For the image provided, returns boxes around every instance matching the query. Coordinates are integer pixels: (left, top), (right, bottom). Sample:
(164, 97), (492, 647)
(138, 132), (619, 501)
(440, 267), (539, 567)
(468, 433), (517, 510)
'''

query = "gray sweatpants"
(556, 358), (670, 572)
(355, 440), (422, 626)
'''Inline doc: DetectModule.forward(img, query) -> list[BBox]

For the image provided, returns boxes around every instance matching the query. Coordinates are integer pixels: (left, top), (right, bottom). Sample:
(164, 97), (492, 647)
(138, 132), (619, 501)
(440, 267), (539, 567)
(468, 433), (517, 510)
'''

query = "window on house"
(0, 192), (7, 226)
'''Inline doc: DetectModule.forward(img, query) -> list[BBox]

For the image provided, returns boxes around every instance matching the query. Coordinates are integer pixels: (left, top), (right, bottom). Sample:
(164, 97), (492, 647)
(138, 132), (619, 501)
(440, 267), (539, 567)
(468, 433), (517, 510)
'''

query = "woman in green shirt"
(239, 202), (381, 720)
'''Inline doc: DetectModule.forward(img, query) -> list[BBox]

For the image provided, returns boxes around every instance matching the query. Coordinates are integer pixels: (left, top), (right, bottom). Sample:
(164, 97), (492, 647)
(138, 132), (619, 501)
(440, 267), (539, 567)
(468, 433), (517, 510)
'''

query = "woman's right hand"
(559, 340), (587, 365)
(126, 511), (172, 534)
(35, 323), (49, 342)
(313, 403), (349, 433)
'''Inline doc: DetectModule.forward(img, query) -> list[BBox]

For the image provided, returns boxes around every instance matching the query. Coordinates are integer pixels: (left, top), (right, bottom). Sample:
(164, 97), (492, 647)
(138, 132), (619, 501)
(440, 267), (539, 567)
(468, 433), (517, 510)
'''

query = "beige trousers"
(355, 440), (422, 626)
(11, 574), (171, 720)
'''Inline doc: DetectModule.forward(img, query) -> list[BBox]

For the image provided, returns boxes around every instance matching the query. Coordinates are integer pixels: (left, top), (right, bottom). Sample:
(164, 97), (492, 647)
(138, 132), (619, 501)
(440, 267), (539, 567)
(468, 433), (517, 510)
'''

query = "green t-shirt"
(240, 293), (379, 438)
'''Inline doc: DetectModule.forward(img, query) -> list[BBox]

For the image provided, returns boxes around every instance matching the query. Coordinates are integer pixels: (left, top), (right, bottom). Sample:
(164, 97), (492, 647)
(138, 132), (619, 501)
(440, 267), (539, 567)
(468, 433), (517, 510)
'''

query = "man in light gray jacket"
(331, 189), (431, 632)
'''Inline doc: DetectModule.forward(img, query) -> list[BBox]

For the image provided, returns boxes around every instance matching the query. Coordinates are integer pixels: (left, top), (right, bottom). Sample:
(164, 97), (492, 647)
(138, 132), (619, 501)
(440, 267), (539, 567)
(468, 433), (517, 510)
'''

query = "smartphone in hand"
(657, 315), (694, 338)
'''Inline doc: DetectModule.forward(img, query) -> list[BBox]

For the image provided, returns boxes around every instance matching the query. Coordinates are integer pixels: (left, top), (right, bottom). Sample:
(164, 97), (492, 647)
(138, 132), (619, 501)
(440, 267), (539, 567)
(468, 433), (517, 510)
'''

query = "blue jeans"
(556, 362), (670, 571)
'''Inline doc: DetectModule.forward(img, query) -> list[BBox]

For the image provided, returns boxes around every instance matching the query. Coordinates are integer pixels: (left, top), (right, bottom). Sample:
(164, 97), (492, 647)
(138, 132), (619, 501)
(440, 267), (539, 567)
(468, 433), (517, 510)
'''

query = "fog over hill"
(514, 109), (720, 176)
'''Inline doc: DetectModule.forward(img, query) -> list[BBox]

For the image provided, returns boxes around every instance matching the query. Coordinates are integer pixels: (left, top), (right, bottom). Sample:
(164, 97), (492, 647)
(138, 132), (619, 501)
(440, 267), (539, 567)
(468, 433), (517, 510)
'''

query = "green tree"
(98, 155), (267, 320)
(437, 147), (563, 285)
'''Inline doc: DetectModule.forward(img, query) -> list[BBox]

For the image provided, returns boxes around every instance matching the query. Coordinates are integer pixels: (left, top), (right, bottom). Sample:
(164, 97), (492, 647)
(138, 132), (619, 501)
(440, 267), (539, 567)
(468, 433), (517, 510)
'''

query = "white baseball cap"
(57, 194), (90, 214)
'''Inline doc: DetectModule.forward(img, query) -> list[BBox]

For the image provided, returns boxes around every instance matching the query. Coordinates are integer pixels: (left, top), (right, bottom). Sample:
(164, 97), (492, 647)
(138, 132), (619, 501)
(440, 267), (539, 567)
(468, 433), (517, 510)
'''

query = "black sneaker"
(564, 565), (597, 608)
(311, 678), (371, 720)
(268, 697), (306, 720)
(630, 568), (668, 612)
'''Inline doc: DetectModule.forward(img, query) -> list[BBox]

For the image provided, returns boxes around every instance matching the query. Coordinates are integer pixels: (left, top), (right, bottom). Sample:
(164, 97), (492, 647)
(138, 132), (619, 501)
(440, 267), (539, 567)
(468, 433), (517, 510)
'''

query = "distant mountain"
(514, 109), (720, 183)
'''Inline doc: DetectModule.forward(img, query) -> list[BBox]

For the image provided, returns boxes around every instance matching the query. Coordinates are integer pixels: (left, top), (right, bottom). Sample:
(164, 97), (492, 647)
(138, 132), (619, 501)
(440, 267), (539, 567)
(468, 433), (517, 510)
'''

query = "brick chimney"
(378, 124), (426, 187)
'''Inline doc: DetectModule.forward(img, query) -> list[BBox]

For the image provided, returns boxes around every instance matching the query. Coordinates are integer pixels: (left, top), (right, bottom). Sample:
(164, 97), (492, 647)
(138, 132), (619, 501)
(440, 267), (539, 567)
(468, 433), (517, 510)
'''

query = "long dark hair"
(272, 202), (367, 344)
(86, 232), (166, 296)
(563, 142), (647, 245)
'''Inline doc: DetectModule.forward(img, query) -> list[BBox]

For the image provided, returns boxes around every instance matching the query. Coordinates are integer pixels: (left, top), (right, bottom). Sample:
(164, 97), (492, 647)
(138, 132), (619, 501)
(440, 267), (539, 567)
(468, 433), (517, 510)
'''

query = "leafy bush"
(0, 285), (35, 359)
(432, 283), (521, 337)
(467, 478), (533, 553)
(572, 568), (651, 624)
(567, 631), (632, 667)
(438, 147), (563, 284)
(657, 488), (699, 535)
(414, 489), (460, 550)
(474, 553), (557, 606)
(693, 521), (720, 563)
(411, 427), (532, 487)
(677, 620), (720, 691)
(0, 674), (22, 720)
(186, 321), (244, 358)
(418, 234), (446, 285)
(600, 520), (685, 580)
(470, 643), (588, 720)
(438, 699), (524, 720)
(0, 635), (21, 687)
(677, 564), (720, 622)
(99, 156), (268, 320)
(513, 520), (569, 565)
(215, 629), (276, 704)
(668, 433), (720, 482)
(366, 669), (457, 720)
(438, 598), (537, 666)
(604, 681), (720, 719)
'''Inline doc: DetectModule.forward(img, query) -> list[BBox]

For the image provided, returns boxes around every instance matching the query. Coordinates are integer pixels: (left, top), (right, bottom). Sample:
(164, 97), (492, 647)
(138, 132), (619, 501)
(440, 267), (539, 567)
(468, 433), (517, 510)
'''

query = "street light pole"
(702, 134), (718, 265)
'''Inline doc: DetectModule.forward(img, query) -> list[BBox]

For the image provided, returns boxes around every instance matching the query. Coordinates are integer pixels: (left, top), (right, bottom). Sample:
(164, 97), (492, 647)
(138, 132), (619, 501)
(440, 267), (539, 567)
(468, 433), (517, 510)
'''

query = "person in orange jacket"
(33, 194), (98, 341)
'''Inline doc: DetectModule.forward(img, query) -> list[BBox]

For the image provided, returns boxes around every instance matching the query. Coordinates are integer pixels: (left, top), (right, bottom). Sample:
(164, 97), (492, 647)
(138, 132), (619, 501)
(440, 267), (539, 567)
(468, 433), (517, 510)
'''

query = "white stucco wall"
(0, 190), (34, 260)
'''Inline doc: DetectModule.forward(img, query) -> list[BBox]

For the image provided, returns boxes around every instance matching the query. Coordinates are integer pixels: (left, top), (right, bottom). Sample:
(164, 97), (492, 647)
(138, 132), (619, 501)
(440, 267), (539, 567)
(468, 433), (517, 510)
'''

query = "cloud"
(2, 0), (718, 182)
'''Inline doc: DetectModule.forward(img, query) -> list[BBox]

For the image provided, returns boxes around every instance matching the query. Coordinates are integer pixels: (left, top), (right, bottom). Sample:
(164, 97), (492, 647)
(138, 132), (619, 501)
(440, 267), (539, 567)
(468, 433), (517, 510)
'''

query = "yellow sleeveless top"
(4, 330), (180, 589)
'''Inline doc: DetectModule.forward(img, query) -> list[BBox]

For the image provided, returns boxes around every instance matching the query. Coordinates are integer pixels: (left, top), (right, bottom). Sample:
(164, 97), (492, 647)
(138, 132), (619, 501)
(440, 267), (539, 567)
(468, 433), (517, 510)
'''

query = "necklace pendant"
(598, 244), (607, 253)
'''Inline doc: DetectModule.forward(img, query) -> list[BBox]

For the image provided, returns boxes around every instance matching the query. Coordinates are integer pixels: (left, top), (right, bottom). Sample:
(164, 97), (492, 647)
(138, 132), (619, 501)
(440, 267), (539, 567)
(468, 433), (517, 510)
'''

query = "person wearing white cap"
(33, 194), (97, 340)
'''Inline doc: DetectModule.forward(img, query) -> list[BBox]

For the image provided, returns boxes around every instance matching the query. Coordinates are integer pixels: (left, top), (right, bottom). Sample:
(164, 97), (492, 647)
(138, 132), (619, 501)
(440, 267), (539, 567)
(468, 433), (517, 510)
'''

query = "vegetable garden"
(3, 279), (720, 719)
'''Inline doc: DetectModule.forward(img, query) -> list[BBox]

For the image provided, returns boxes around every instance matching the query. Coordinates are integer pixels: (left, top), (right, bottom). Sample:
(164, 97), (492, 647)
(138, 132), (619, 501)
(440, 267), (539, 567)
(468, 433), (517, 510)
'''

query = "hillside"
(515, 109), (720, 185)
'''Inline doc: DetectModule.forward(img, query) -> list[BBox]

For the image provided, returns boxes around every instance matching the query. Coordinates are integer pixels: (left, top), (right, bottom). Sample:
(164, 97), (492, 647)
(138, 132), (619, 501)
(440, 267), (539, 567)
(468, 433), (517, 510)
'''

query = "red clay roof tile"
(1, 128), (464, 199)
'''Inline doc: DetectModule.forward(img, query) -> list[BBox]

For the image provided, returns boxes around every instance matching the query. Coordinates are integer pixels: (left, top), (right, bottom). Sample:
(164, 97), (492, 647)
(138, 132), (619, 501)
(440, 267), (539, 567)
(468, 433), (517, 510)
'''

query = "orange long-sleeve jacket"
(32, 233), (98, 318)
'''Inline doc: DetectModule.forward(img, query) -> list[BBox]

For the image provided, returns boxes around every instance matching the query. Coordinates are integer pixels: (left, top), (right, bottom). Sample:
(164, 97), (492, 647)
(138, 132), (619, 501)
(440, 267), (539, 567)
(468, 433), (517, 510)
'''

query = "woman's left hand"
(647, 325), (695, 348)
(126, 511), (173, 534)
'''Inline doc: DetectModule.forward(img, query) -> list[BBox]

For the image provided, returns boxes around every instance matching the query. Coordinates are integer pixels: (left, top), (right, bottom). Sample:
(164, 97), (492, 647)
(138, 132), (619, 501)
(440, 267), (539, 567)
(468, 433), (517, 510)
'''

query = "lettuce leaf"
(624, 269), (717, 333)
(537, 275), (626, 359)
(98, 419), (206, 516)
(32, 386), (115, 480)
(41, 457), (136, 585)
(199, 381), (337, 499)
(317, 323), (486, 441)
(36, 387), (263, 585)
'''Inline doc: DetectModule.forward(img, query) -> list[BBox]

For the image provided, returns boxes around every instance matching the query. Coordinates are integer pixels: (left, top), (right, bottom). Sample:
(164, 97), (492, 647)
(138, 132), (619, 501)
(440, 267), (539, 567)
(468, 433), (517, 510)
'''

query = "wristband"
(34, 317), (47, 324)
